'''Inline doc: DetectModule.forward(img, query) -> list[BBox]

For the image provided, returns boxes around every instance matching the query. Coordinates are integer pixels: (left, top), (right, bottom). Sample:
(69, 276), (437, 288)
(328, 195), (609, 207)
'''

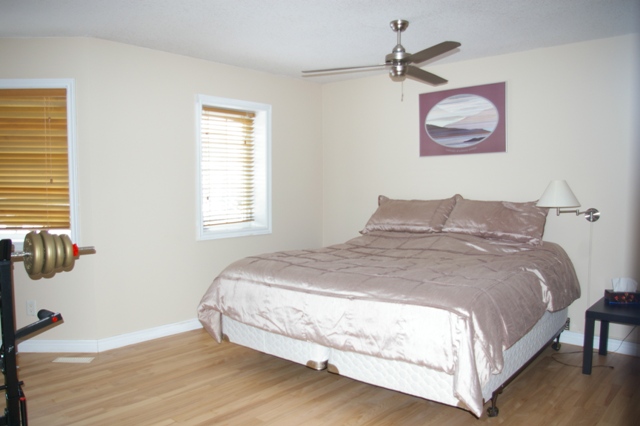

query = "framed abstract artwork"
(419, 82), (506, 157)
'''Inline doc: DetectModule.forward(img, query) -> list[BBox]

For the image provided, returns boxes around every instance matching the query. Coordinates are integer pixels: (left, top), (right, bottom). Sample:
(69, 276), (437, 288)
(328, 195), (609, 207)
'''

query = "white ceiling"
(1, 0), (638, 84)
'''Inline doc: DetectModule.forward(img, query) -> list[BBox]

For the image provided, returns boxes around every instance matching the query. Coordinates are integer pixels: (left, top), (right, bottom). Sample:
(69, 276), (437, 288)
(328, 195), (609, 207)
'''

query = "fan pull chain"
(401, 81), (404, 102)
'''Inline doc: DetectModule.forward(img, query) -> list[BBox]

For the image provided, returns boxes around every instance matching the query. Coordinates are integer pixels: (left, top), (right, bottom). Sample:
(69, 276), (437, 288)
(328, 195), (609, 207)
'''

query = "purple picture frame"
(419, 82), (506, 157)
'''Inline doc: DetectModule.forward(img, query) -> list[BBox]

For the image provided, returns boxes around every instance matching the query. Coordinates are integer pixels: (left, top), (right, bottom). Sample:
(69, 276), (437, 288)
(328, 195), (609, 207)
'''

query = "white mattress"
(221, 308), (567, 415)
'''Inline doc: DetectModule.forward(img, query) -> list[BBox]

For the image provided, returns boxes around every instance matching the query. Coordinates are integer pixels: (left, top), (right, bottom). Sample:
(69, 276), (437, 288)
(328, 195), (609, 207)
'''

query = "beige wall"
(1, 38), (324, 340)
(321, 34), (639, 340)
(1, 33), (638, 345)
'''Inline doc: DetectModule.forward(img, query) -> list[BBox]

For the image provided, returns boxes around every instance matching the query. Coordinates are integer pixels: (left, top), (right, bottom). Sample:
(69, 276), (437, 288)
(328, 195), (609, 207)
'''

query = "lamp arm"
(554, 207), (600, 222)
(555, 208), (579, 216)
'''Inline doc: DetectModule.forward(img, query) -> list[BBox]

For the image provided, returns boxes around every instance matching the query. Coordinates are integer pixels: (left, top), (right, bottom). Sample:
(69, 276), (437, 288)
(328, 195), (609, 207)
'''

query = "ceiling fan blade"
(405, 66), (448, 86)
(408, 41), (461, 65)
(302, 64), (387, 74)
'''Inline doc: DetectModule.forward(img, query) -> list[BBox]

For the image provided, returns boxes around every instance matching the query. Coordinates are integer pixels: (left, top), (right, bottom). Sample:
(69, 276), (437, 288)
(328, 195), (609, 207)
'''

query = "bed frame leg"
(487, 387), (502, 417)
(551, 334), (562, 351)
(483, 320), (567, 417)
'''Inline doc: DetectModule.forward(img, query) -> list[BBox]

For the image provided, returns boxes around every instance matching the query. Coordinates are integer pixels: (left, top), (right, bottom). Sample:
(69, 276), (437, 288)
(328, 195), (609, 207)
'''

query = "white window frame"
(0, 79), (79, 250)
(196, 95), (272, 240)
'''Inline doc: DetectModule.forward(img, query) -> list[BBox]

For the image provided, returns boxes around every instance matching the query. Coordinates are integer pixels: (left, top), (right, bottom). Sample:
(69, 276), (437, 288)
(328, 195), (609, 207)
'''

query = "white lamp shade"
(536, 180), (581, 208)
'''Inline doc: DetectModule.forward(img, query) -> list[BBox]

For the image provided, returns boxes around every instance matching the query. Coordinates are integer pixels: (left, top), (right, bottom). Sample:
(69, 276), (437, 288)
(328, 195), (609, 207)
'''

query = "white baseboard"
(17, 318), (203, 353)
(15, 322), (640, 357)
(560, 331), (640, 357)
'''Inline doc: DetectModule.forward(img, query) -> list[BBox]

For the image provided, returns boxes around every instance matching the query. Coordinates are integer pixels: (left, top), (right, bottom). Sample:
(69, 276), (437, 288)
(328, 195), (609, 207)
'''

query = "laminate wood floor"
(14, 329), (640, 425)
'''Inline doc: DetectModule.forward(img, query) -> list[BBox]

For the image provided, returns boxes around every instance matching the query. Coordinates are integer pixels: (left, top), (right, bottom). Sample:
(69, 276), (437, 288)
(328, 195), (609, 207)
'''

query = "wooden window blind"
(200, 105), (255, 228)
(0, 88), (71, 230)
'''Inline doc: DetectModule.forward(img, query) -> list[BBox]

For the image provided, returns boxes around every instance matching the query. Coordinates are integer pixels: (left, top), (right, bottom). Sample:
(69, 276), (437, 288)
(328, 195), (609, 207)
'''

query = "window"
(196, 95), (271, 240)
(0, 79), (78, 248)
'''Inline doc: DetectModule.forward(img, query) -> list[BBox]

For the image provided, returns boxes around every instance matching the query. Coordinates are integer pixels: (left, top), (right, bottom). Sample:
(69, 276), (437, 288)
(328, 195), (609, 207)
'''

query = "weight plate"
(24, 231), (44, 276)
(60, 234), (75, 270)
(40, 231), (56, 275)
(53, 234), (65, 270)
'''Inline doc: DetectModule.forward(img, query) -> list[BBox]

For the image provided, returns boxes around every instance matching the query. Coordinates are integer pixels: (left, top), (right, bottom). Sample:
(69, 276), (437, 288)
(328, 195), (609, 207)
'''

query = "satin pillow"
(361, 195), (460, 234)
(442, 197), (548, 245)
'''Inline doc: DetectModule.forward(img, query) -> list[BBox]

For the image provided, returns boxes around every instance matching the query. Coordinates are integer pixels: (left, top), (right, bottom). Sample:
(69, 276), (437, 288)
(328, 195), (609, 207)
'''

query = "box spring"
(221, 308), (567, 413)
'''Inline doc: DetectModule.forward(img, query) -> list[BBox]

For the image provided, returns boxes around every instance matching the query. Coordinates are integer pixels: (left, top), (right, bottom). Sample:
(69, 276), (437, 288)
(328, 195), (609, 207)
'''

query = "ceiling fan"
(302, 20), (460, 86)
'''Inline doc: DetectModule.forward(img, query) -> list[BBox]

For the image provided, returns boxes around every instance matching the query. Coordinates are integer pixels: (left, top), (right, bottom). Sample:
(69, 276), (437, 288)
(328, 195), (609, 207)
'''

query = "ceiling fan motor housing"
(385, 50), (411, 63)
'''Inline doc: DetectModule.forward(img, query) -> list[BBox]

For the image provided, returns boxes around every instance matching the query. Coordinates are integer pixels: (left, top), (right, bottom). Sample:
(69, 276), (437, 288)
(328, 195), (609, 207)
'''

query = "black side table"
(583, 297), (640, 374)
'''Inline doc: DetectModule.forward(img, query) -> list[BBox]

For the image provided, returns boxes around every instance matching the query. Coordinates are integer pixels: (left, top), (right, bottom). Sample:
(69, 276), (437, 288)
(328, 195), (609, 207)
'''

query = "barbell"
(11, 231), (95, 278)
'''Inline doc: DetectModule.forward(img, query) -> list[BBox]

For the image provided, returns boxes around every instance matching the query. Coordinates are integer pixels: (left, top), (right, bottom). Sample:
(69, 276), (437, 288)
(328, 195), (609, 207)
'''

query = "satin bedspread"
(198, 231), (580, 416)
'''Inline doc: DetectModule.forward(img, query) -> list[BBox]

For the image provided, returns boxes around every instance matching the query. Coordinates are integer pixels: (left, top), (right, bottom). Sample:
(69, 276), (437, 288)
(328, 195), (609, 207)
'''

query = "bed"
(198, 194), (580, 417)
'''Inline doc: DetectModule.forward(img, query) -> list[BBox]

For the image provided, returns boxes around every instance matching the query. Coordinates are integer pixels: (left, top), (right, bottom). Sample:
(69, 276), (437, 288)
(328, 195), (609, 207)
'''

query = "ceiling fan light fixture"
(389, 64), (406, 78)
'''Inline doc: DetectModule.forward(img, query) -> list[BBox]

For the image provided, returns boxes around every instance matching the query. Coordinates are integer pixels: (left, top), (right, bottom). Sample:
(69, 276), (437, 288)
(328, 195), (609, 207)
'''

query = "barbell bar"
(11, 231), (95, 278)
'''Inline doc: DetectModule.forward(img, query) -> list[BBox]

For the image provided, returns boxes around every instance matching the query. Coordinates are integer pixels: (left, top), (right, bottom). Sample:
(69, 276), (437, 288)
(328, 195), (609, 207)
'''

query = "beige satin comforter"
(198, 231), (580, 416)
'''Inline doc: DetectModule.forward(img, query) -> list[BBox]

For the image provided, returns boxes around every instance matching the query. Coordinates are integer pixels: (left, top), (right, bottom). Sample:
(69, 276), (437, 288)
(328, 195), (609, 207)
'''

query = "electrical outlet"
(26, 300), (37, 316)
(564, 317), (570, 330)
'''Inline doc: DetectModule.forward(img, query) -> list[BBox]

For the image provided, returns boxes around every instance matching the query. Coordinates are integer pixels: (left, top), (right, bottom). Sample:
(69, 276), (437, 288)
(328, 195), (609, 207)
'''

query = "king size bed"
(198, 194), (580, 417)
